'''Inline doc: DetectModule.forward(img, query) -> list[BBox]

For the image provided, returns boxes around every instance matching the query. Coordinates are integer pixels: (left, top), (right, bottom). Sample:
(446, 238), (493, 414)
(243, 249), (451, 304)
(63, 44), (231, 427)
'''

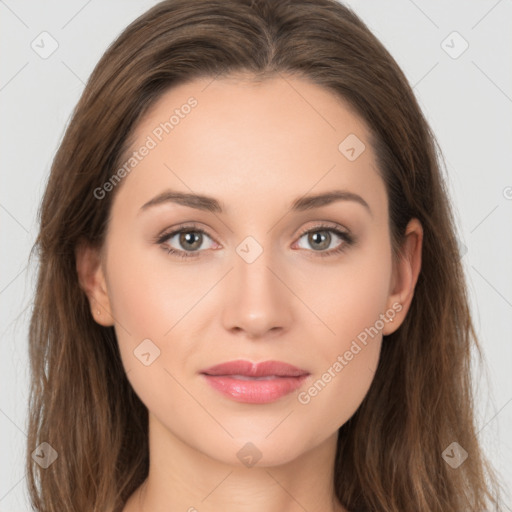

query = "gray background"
(1, 0), (511, 509)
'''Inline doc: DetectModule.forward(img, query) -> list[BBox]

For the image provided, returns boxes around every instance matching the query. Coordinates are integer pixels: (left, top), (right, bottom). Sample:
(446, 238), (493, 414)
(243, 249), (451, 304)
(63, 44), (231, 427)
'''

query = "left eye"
(296, 227), (349, 252)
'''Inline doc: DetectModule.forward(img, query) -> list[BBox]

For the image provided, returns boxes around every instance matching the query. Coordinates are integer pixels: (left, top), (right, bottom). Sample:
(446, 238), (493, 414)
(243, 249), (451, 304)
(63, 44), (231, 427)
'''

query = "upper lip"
(200, 360), (309, 378)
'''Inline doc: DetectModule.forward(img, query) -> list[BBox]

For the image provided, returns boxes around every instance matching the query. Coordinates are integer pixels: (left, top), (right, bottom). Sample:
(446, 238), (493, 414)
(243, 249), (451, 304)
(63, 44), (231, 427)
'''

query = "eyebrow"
(139, 189), (372, 216)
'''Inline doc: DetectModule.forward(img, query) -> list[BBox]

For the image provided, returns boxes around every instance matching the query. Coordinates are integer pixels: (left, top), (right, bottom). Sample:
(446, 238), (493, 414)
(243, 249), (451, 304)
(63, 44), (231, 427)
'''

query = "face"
(81, 74), (421, 467)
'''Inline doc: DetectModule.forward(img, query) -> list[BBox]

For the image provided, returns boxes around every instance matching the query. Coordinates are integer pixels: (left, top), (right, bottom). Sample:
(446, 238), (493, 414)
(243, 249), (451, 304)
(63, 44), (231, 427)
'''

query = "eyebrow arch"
(139, 189), (372, 216)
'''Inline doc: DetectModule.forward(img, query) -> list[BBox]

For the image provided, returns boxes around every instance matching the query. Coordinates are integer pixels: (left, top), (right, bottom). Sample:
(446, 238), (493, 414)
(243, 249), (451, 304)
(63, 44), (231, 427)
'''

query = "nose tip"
(221, 257), (292, 339)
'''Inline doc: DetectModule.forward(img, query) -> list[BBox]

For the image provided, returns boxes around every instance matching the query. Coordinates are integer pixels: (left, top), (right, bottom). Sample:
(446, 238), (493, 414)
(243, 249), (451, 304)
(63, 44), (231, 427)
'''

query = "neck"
(123, 412), (348, 512)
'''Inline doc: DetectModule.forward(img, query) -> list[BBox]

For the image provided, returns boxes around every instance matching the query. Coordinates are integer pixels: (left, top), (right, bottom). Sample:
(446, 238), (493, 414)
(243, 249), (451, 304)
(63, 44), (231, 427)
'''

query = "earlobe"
(75, 240), (115, 327)
(382, 218), (423, 336)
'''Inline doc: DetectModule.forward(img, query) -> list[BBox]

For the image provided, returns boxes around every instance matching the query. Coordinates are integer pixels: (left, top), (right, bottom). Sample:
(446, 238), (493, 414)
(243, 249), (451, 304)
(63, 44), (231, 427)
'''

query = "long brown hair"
(27, 0), (506, 510)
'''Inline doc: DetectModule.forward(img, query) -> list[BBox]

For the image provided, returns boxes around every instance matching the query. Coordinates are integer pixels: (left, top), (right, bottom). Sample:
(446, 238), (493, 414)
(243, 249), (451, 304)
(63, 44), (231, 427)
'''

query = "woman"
(26, 0), (506, 510)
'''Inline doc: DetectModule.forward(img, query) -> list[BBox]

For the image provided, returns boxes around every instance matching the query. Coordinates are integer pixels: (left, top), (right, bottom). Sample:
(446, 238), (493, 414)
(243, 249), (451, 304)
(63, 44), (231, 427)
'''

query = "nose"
(221, 247), (294, 339)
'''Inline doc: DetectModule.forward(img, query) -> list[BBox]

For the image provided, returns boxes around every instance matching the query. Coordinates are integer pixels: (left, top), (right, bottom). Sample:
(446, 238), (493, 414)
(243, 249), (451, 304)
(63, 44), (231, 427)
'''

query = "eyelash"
(155, 223), (355, 260)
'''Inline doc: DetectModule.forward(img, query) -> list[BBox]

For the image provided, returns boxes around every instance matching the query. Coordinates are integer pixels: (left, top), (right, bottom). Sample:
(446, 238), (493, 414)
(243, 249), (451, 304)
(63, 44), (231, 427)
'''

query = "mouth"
(200, 359), (309, 378)
(217, 374), (286, 380)
(200, 360), (310, 404)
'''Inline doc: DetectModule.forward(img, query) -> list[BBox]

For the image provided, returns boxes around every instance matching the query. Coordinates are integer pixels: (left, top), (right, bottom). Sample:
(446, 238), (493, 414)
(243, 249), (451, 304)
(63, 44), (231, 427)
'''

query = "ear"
(382, 218), (423, 335)
(75, 240), (115, 327)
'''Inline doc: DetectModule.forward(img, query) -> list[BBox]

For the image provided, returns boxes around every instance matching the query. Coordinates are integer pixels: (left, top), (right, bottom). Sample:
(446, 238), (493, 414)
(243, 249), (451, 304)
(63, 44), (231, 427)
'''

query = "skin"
(76, 73), (423, 512)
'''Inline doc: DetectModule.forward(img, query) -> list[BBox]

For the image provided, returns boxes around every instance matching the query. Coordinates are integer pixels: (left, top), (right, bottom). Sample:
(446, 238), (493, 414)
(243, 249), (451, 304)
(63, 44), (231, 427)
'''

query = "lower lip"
(201, 374), (309, 404)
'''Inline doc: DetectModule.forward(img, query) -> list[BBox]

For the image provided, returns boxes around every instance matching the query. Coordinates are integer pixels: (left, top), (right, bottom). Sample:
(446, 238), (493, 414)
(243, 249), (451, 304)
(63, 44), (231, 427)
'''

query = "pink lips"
(200, 360), (310, 404)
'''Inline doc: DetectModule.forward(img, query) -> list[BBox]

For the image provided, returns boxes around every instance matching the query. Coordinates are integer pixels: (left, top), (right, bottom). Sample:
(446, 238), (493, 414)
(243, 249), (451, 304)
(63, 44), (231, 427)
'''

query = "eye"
(294, 224), (354, 257)
(155, 222), (355, 260)
(156, 224), (217, 259)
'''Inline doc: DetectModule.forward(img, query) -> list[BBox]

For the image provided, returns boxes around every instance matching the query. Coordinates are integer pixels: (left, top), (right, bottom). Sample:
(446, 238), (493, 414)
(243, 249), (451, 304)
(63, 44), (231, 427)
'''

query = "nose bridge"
(220, 234), (293, 337)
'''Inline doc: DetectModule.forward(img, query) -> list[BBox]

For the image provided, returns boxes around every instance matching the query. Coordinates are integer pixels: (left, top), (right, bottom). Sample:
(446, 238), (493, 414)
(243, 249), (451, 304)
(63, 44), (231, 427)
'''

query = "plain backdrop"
(1, 0), (511, 510)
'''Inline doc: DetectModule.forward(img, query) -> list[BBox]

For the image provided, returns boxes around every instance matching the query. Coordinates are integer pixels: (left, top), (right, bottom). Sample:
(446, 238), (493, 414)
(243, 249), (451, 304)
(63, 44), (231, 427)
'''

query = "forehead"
(113, 74), (386, 217)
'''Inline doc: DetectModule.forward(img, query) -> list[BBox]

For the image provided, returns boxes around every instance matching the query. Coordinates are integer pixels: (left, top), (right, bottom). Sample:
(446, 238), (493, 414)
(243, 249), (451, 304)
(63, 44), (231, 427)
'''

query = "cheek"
(293, 237), (391, 427)
(296, 271), (386, 434)
(104, 242), (199, 415)
(298, 341), (381, 437)
(104, 237), (219, 380)
(105, 240), (201, 338)
(301, 233), (392, 352)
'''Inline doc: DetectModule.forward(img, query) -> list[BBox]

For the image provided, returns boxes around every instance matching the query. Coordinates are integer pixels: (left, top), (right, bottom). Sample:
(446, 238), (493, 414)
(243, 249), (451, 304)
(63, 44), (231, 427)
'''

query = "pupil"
(310, 231), (329, 250)
(181, 231), (201, 250)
